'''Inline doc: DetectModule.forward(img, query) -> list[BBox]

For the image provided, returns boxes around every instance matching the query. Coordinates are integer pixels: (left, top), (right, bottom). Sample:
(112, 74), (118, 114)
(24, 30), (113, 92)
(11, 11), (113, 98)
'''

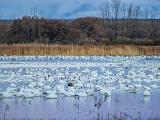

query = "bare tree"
(121, 3), (127, 19)
(111, 0), (121, 41)
(150, 7), (157, 19)
(111, 0), (121, 19)
(100, 0), (111, 19)
(127, 3), (133, 19)
(144, 8), (150, 19)
(133, 5), (141, 19)
(100, 0), (112, 40)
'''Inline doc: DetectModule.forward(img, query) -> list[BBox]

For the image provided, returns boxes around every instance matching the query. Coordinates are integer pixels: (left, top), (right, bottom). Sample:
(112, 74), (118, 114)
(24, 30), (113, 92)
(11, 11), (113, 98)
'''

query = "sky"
(0, 0), (160, 19)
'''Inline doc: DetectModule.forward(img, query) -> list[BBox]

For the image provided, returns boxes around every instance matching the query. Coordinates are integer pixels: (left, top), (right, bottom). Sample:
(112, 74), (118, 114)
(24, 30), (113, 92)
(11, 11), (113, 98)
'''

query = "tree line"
(100, 0), (160, 45)
(0, 0), (160, 45)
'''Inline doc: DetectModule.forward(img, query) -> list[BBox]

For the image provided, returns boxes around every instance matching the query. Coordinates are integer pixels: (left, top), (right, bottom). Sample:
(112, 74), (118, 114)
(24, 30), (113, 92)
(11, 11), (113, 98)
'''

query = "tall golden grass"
(0, 44), (160, 56)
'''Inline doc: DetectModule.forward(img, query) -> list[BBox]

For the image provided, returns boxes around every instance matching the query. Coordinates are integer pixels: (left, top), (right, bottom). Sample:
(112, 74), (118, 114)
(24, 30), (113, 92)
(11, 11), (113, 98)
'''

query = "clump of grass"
(0, 44), (160, 56)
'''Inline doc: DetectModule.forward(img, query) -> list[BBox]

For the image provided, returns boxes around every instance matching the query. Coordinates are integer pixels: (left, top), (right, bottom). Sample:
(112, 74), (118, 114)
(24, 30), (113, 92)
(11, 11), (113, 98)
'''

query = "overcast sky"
(0, 0), (160, 19)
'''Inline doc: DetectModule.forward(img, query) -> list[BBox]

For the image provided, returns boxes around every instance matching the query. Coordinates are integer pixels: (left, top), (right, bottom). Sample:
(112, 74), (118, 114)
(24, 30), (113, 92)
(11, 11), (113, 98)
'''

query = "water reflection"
(0, 91), (160, 120)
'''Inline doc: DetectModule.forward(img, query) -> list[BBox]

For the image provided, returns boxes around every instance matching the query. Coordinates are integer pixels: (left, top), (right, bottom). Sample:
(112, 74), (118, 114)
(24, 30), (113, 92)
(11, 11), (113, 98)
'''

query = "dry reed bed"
(0, 44), (160, 56)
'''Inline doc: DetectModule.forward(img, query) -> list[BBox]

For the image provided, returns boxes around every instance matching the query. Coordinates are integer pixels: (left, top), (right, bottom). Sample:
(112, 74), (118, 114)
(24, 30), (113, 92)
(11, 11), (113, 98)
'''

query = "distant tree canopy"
(0, 1), (160, 45)
(0, 16), (158, 45)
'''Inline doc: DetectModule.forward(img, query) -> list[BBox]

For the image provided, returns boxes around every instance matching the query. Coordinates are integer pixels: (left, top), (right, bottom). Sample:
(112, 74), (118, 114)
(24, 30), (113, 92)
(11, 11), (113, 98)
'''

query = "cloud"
(0, 0), (159, 19)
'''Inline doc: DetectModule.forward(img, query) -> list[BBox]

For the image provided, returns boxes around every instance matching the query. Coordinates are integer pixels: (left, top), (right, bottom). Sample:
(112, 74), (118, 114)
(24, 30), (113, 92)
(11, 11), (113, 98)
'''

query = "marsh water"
(1, 91), (160, 120)
(0, 56), (160, 120)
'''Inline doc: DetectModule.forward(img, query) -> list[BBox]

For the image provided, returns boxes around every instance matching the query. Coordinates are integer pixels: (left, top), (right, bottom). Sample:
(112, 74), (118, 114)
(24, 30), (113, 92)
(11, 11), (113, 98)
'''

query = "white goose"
(22, 88), (34, 98)
(46, 90), (57, 99)
(144, 90), (151, 96)
(2, 91), (13, 98)
(64, 87), (76, 97)
(100, 87), (111, 96)
(76, 89), (87, 97)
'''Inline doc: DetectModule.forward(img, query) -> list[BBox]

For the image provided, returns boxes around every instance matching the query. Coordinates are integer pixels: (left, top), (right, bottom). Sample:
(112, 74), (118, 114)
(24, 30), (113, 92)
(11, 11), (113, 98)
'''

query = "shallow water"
(1, 91), (160, 120)
(0, 56), (160, 120)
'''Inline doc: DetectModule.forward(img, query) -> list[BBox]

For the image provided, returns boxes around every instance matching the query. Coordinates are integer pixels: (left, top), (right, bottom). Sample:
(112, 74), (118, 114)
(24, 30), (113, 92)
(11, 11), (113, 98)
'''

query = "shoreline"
(0, 44), (160, 56)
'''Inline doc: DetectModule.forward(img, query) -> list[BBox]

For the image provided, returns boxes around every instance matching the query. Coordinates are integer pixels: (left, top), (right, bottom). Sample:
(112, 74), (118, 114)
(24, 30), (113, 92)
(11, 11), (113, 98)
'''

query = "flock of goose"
(0, 56), (160, 99)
